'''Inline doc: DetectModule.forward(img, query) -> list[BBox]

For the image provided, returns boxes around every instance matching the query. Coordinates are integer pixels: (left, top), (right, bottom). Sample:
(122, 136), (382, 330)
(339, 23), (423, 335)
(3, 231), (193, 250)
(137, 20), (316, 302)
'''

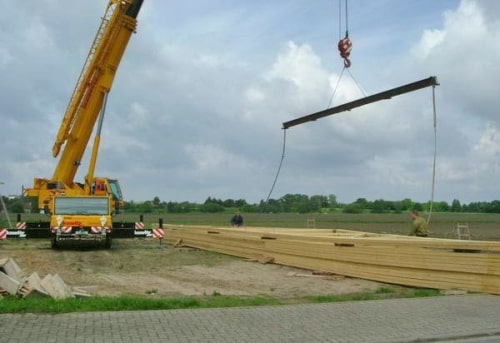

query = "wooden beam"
(163, 225), (500, 294)
(282, 76), (438, 129)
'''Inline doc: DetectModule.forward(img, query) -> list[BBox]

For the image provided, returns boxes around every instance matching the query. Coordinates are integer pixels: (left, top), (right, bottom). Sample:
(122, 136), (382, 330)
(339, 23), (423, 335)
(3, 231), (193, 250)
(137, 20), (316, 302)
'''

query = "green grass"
(6, 212), (500, 240)
(0, 295), (280, 314)
(0, 286), (441, 314)
(306, 287), (440, 303)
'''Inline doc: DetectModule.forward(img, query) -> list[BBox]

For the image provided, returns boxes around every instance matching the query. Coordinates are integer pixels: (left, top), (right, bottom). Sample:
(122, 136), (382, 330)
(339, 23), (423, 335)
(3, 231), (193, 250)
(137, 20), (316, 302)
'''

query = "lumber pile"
(0, 258), (90, 299)
(163, 225), (500, 295)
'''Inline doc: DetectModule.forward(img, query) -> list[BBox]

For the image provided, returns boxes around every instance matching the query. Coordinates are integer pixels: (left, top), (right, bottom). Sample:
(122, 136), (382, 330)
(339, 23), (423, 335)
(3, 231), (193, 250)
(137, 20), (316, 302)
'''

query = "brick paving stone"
(1, 294), (500, 343)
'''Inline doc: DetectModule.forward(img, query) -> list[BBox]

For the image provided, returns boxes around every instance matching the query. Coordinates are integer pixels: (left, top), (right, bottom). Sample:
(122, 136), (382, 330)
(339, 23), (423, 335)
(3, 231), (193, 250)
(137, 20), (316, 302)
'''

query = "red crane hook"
(338, 35), (352, 68)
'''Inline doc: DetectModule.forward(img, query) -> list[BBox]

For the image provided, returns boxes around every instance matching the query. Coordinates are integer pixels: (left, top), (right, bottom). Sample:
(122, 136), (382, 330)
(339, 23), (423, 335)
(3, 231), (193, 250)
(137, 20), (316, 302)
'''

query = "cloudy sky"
(1, 0), (499, 205)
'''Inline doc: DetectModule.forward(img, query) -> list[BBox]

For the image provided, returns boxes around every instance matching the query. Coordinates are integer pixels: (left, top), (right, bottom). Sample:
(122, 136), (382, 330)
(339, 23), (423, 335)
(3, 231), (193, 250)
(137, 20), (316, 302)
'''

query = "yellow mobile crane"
(22, 0), (144, 248)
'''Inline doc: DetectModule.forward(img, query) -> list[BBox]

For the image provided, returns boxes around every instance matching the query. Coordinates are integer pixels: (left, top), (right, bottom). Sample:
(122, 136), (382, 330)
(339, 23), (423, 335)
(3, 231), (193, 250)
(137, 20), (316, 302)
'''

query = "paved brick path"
(1, 294), (499, 342)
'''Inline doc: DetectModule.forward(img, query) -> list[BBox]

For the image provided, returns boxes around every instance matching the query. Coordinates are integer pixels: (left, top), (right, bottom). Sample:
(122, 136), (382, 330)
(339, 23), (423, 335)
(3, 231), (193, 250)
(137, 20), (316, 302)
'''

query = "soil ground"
(1, 238), (384, 298)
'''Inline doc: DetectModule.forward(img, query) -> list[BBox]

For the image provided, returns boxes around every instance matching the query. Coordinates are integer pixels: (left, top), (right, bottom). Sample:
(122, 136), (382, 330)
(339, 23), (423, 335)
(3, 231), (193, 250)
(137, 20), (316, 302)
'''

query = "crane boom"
(282, 76), (438, 129)
(52, 0), (143, 185)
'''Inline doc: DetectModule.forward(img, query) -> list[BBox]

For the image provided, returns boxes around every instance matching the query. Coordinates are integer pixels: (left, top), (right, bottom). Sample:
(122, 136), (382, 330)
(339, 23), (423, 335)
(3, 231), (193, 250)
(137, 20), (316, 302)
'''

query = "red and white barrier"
(152, 228), (164, 239)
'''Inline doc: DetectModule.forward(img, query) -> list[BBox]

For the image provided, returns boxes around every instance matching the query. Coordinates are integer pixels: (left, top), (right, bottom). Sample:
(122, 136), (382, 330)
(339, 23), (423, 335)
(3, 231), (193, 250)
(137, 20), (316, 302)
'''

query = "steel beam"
(282, 76), (438, 129)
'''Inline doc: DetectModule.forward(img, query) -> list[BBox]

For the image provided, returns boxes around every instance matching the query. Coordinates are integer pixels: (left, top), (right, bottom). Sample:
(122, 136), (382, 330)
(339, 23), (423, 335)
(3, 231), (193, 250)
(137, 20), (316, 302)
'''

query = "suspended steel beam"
(282, 76), (439, 129)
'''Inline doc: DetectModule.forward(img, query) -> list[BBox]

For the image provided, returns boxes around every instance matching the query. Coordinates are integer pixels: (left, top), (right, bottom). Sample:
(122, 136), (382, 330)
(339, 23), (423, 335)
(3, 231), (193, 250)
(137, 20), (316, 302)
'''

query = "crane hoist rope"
(264, 0), (356, 205)
(426, 85), (438, 225)
(337, 0), (352, 68)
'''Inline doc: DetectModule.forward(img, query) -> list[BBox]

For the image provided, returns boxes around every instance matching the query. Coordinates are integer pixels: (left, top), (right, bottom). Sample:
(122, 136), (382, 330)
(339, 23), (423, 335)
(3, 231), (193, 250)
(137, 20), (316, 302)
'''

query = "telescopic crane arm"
(51, 0), (143, 187)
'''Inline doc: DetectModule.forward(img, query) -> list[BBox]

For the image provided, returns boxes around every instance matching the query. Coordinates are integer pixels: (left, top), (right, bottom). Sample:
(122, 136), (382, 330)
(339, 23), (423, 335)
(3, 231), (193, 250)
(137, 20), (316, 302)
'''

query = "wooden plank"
(0, 258), (22, 280)
(263, 239), (500, 275)
(0, 271), (20, 295)
(40, 274), (74, 299)
(18, 272), (49, 298)
(162, 225), (500, 294)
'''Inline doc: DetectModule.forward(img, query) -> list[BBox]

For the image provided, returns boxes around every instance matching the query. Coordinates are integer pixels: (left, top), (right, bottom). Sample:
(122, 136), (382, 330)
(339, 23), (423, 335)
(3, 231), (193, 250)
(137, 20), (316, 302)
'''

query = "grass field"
(112, 213), (500, 240)
(113, 212), (500, 241)
(4, 211), (500, 241)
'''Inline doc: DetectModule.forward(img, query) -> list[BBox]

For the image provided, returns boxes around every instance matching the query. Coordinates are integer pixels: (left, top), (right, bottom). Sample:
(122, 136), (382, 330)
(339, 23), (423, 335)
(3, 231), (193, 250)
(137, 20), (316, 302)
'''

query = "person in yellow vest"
(409, 210), (429, 237)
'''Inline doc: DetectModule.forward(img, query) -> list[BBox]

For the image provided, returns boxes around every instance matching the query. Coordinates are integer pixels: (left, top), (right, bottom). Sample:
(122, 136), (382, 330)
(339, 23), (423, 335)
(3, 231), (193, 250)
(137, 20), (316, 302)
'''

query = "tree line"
(121, 194), (500, 214)
(1, 194), (499, 215)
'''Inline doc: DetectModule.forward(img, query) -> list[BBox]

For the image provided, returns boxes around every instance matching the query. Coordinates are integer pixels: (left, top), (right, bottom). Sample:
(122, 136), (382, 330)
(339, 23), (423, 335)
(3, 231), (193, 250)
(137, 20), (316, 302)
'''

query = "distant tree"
(200, 202), (224, 213)
(400, 198), (413, 211)
(464, 202), (485, 212)
(123, 200), (135, 211)
(294, 201), (312, 213)
(280, 194), (309, 213)
(353, 198), (369, 209)
(152, 196), (161, 206)
(392, 201), (403, 213)
(462, 202), (471, 212)
(328, 194), (338, 209)
(138, 201), (153, 213)
(166, 201), (192, 213)
(223, 199), (235, 208)
(310, 195), (328, 211)
(3, 197), (24, 213)
(259, 199), (282, 213)
(433, 201), (450, 212)
(10, 200), (24, 214)
(371, 199), (389, 213)
(235, 199), (247, 208)
(413, 202), (423, 211)
(342, 203), (363, 214)
(241, 203), (259, 212)
(485, 200), (500, 213)
(451, 199), (461, 212)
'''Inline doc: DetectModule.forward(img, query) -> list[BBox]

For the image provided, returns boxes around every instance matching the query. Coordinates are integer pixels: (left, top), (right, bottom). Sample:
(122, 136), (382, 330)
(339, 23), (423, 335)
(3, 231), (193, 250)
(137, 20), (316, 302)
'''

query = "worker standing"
(231, 212), (243, 227)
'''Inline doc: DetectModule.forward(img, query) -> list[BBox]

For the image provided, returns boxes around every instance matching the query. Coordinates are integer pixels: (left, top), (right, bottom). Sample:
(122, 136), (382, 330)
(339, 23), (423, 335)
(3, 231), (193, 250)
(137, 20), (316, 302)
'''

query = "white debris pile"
(0, 258), (90, 299)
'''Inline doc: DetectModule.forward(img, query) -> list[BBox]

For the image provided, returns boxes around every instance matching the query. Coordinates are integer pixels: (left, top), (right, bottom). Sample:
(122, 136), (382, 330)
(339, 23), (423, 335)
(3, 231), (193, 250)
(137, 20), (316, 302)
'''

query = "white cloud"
(411, 29), (446, 60)
(1, 0), (500, 205)
(474, 124), (500, 158)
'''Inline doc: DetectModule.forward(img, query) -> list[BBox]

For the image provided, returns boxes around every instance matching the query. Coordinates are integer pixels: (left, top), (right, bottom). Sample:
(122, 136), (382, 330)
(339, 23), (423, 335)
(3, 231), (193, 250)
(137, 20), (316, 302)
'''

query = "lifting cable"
(264, 0), (355, 206)
(264, 129), (287, 205)
(337, 0), (352, 68)
(426, 85), (438, 225)
(329, 0), (365, 108)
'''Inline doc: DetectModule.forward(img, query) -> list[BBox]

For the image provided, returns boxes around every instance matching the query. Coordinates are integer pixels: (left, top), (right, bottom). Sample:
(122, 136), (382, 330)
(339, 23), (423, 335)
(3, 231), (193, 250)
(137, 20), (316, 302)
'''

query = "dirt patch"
(1, 239), (385, 298)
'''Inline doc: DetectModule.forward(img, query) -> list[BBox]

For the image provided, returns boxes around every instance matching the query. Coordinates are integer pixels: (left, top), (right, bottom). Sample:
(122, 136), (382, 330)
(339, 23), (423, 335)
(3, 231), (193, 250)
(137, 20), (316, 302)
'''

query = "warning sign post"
(153, 219), (165, 246)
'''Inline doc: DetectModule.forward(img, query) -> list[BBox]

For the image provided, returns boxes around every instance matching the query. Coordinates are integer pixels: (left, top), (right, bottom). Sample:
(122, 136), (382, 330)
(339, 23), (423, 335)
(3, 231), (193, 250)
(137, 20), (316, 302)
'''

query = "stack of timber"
(162, 225), (500, 295)
(0, 258), (89, 299)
